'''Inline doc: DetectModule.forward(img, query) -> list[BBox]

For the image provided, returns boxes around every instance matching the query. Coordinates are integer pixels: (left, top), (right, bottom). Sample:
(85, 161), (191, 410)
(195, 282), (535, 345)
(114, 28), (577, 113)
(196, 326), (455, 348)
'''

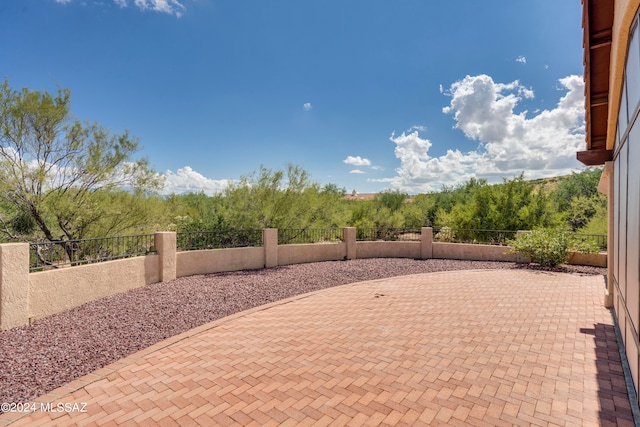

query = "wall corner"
(264, 228), (278, 268)
(344, 227), (357, 260)
(0, 243), (30, 330)
(421, 227), (433, 259)
(155, 232), (176, 282)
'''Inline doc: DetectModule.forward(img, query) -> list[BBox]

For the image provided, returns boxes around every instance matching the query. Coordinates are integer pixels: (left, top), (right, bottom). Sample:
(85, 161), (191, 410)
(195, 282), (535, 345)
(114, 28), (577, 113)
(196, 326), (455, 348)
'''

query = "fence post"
(343, 227), (356, 260)
(155, 232), (176, 282)
(264, 228), (278, 268)
(0, 243), (30, 330)
(421, 227), (433, 259)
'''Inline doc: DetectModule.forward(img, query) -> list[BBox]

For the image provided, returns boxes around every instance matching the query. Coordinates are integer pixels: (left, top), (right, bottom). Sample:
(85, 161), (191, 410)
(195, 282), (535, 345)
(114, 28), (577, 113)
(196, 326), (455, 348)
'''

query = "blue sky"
(1, 0), (585, 195)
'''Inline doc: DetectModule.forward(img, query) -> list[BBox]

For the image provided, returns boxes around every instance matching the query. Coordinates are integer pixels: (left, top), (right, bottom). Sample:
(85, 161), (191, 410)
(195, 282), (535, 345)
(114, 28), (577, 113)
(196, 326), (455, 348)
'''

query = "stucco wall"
(278, 243), (346, 265)
(567, 252), (607, 268)
(176, 247), (264, 277)
(0, 228), (610, 330)
(0, 243), (30, 330)
(608, 0), (640, 149)
(608, 0), (640, 405)
(433, 242), (520, 262)
(355, 241), (421, 259)
(28, 255), (160, 322)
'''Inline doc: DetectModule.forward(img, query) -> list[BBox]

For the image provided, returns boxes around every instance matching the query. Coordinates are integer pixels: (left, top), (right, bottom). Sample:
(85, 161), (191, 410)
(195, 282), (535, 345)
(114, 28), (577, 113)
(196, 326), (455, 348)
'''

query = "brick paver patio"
(0, 269), (635, 426)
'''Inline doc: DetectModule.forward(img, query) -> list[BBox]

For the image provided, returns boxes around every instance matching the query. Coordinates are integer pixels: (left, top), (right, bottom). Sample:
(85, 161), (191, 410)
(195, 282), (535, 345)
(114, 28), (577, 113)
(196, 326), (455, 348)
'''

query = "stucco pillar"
(155, 232), (176, 282)
(264, 228), (278, 268)
(603, 161), (615, 308)
(0, 243), (30, 330)
(343, 227), (356, 260)
(421, 227), (433, 259)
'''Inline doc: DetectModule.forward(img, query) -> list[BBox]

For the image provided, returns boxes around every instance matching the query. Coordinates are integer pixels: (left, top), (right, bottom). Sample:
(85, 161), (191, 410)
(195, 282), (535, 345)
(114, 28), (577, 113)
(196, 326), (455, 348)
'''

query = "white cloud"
(374, 74), (585, 192)
(516, 56), (527, 64)
(162, 166), (233, 195)
(134, 0), (185, 16)
(53, 0), (185, 15)
(343, 155), (372, 167)
(303, 102), (313, 111)
(349, 169), (365, 174)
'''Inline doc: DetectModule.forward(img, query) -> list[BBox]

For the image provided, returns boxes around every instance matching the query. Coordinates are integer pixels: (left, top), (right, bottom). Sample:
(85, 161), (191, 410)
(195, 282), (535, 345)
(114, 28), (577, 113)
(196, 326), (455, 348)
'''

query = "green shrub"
(435, 226), (455, 242)
(569, 237), (601, 254)
(508, 228), (572, 267)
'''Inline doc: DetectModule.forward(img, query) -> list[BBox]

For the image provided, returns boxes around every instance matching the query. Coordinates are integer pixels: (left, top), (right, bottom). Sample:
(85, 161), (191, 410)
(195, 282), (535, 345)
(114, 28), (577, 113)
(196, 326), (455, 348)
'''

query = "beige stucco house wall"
(583, 0), (640, 405)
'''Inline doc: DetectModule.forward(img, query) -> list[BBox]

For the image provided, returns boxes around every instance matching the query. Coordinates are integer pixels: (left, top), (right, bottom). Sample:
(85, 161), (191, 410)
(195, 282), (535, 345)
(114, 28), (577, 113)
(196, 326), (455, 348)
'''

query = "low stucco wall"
(278, 243), (347, 266)
(431, 243), (608, 267)
(432, 242), (521, 262)
(28, 255), (160, 322)
(1, 227), (610, 331)
(567, 252), (608, 267)
(356, 241), (421, 259)
(176, 247), (264, 277)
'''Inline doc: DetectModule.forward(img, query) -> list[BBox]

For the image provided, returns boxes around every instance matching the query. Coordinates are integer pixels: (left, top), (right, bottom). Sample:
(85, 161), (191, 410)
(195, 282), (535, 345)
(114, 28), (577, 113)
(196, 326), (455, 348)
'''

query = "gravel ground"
(0, 258), (605, 408)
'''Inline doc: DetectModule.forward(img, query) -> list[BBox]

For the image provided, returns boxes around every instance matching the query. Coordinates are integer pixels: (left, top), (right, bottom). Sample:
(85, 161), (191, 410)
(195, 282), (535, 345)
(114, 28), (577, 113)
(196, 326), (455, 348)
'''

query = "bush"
(569, 236), (601, 254)
(508, 228), (573, 267)
(435, 226), (455, 242)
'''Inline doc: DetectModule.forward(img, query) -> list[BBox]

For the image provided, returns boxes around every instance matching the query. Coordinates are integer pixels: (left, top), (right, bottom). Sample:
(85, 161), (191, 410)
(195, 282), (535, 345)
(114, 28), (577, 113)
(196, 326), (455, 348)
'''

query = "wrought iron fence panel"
(30, 234), (156, 272)
(278, 228), (343, 245)
(176, 229), (263, 251)
(432, 228), (518, 246)
(572, 233), (607, 251)
(356, 228), (422, 242)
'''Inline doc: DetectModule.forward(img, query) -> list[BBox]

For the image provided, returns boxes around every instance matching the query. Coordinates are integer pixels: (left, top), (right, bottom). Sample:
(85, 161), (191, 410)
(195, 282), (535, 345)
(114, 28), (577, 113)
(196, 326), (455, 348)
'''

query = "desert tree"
(0, 79), (163, 243)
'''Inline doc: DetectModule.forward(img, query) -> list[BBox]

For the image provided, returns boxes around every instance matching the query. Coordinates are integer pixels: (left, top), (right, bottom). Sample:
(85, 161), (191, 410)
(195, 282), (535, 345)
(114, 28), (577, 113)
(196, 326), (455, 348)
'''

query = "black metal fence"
(572, 233), (608, 251)
(30, 234), (156, 272)
(176, 229), (263, 251)
(278, 228), (343, 244)
(26, 228), (607, 272)
(432, 228), (518, 246)
(356, 228), (422, 242)
(431, 227), (608, 250)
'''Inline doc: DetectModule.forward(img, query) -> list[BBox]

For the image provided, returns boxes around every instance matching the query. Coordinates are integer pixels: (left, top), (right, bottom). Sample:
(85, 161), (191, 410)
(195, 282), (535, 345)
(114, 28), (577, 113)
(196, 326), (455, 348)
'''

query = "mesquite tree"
(0, 79), (163, 243)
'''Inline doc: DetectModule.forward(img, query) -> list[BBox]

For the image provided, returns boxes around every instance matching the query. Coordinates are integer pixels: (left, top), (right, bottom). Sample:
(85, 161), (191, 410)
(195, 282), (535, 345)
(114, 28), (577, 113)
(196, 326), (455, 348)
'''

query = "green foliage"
(580, 204), (608, 235)
(565, 193), (606, 231)
(435, 226), (455, 242)
(441, 174), (560, 232)
(347, 191), (407, 229)
(10, 212), (37, 235)
(221, 164), (343, 230)
(549, 168), (606, 235)
(0, 79), (163, 242)
(321, 183), (346, 196)
(552, 167), (603, 213)
(347, 200), (403, 229)
(569, 237), (601, 254)
(163, 191), (228, 232)
(509, 228), (600, 267)
(376, 190), (407, 212)
(508, 228), (572, 267)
